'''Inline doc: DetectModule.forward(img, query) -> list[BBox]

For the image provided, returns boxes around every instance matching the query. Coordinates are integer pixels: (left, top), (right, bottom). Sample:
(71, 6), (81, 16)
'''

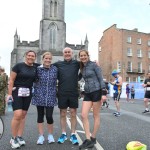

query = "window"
(137, 49), (142, 57)
(127, 36), (132, 43)
(148, 51), (150, 58)
(117, 62), (121, 72)
(126, 77), (130, 82)
(49, 23), (57, 49)
(148, 40), (150, 46)
(127, 48), (132, 56)
(133, 77), (136, 82)
(137, 38), (141, 44)
(138, 62), (142, 73)
(127, 61), (132, 72)
(50, 1), (53, 17)
(54, 2), (57, 17)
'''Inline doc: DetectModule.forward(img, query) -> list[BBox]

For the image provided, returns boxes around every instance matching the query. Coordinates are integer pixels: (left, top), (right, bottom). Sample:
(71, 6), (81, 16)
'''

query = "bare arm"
(7, 71), (17, 101)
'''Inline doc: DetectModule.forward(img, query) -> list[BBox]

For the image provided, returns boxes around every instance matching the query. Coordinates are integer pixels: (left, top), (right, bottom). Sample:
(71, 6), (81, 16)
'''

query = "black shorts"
(58, 95), (78, 109)
(84, 90), (102, 102)
(144, 91), (150, 98)
(12, 87), (32, 111)
(113, 92), (121, 101)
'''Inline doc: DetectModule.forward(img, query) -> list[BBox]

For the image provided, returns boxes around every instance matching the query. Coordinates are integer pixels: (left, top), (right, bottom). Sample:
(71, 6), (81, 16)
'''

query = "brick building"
(98, 24), (150, 82)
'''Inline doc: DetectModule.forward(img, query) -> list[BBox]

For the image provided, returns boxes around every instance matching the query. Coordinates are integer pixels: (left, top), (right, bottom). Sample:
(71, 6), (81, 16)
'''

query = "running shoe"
(16, 136), (26, 146)
(90, 137), (96, 144)
(37, 135), (45, 145)
(10, 137), (20, 149)
(115, 112), (121, 117)
(142, 110), (149, 113)
(48, 134), (55, 144)
(113, 112), (117, 115)
(57, 134), (67, 144)
(79, 139), (94, 149)
(70, 134), (79, 145)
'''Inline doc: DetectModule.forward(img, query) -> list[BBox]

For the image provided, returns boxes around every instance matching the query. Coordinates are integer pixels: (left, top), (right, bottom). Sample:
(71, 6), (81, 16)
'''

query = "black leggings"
(37, 106), (54, 124)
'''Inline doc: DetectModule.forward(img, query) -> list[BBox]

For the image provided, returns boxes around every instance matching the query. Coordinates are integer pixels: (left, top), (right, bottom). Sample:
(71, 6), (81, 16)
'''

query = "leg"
(91, 101), (101, 138)
(115, 100), (120, 112)
(144, 98), (149, 110)
(70, 108), (77, 133)
(60, 109), (67, 133)
(46, 107), (55, 143)
(11, 110), (23, 138)
(46, 107), (54, 134)
(81, 101), (92, 140)
(17, 110), (27, 137)
(37, 106), (44, 135)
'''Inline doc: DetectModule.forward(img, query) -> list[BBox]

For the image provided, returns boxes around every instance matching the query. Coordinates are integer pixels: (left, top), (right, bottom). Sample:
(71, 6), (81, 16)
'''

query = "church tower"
(39, 0), (66, 53)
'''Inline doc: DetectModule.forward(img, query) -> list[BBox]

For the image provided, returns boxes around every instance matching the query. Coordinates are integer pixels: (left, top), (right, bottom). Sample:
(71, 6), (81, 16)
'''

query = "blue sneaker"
(57, 134), (67, 144)
(70, 134), (79, 145)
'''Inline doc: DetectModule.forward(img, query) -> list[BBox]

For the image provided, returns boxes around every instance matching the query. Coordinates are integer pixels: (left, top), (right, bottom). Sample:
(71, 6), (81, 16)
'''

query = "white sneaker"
(16, 136), (26, 146)
(37, 135), (45, 145)
(10, 137), (20, 149)
(48, 134), (55, 144)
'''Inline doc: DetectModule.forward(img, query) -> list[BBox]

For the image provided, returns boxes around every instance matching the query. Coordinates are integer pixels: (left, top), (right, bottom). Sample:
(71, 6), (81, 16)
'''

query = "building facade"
(11, 0), (88, 68)
(98, 24), (150, 82)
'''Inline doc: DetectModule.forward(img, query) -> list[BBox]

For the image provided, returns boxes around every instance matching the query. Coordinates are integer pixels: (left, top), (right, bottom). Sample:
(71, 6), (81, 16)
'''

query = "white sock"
(62, 132), (66, 135)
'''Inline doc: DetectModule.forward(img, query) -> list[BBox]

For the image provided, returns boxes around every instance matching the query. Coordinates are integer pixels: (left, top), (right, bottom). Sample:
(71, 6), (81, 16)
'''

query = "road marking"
(66, 117), (83, 145)
(76, 115), (104, 150)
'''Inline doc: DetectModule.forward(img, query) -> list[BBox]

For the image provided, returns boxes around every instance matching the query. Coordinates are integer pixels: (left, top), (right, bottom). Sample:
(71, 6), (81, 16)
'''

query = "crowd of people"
(0, 47), (150, 149)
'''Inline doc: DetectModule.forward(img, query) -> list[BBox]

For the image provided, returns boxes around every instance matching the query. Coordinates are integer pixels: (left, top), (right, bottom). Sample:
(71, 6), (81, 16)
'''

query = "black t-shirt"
(144, 78), (150, 87)
(53, 60), (80, 96)
(12, 62), (37, 88)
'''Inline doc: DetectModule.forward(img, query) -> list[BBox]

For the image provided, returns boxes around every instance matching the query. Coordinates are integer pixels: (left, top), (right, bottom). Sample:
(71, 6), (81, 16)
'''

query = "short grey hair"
(63, 47), (73, 53)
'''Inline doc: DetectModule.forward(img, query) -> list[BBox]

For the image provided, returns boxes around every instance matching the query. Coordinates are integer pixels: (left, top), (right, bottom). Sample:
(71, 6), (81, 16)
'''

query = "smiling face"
(42, 52), (52, 68)
(79, 50), (89, 64)
(63, 47), (73, 61)
(25, 51), (36, 65)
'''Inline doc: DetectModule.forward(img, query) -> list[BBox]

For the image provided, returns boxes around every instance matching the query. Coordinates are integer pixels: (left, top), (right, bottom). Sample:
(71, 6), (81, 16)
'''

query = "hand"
(101, 95), (107, 102)
(147, 82), (150, 85)
(6, 95), (13, 103)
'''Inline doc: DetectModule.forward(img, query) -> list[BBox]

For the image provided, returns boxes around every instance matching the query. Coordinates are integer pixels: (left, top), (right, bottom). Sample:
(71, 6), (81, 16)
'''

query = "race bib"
(146, 87), (150, 91)
(18, 88), (30, 97)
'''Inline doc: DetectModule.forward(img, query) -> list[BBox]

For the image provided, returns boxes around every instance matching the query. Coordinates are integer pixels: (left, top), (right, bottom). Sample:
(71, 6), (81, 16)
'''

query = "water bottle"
(7, 97), (13, 112)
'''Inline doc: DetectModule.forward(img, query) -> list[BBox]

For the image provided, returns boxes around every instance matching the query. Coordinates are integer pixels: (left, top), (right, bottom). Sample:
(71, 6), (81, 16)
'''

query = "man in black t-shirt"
(142, 72), (150, 113)
(54, 47), (80, 145)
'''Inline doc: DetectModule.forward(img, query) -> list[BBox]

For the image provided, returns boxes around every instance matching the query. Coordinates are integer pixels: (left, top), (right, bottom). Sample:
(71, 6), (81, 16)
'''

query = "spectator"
(126, 84), (130, 102)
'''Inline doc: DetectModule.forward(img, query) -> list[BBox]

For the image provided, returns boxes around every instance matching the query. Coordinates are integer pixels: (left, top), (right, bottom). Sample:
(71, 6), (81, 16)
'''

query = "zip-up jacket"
(82, 61), (105, 93)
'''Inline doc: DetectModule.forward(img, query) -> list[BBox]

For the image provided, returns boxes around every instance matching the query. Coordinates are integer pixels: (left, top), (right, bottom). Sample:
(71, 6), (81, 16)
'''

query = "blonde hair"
(42, 52), (52, 59)
(78, 50), (90, 72)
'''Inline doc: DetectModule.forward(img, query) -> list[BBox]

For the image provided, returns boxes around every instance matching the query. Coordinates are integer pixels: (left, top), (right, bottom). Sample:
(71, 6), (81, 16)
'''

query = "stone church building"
(11, 0), (89, 68)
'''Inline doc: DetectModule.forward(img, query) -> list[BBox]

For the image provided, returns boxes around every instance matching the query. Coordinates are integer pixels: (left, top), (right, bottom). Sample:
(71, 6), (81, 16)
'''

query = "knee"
(13, 113), (22, 121)
(81, 113), (88, 120)
(60, 110), (67, 118)
(46, 116), (53, 124)
(70, 109), (77, 118)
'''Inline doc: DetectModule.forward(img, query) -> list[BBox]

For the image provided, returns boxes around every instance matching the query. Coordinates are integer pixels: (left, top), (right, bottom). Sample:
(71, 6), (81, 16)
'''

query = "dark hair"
(25, 50), (36, 57)
(78, 50), (90, 72)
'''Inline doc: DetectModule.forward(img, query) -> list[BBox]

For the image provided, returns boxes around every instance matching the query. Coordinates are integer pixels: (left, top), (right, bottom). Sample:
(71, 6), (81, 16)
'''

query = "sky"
(0, 0), (150, 75)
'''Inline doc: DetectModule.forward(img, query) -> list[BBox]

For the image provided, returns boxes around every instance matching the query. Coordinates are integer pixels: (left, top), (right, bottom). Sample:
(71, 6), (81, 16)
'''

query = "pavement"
(0, 97), (150, 150)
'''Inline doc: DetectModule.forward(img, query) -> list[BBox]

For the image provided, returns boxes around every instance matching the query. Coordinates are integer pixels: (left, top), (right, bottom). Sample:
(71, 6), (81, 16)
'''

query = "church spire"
(14, 28), (18, 49)
(84, 34), (89, 50)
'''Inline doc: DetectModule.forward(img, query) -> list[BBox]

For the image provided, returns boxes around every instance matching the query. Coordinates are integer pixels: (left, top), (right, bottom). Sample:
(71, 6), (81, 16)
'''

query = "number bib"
(18, 88), (30, 97)
(146, 87), (150, 91)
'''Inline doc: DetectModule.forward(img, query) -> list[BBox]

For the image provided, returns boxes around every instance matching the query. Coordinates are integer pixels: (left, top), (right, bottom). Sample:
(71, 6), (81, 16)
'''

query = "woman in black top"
(7, 50), (37, 149)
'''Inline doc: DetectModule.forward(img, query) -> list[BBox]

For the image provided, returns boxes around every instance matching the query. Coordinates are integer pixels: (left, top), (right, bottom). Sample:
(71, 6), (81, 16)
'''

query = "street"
(0, 97), (150, 150)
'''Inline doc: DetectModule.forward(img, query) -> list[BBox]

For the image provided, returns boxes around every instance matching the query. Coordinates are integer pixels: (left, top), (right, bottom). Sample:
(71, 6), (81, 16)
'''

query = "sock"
(71, 133), (75, 136)
(146, 108), (149, 111)
(62, 132), (66, 135)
